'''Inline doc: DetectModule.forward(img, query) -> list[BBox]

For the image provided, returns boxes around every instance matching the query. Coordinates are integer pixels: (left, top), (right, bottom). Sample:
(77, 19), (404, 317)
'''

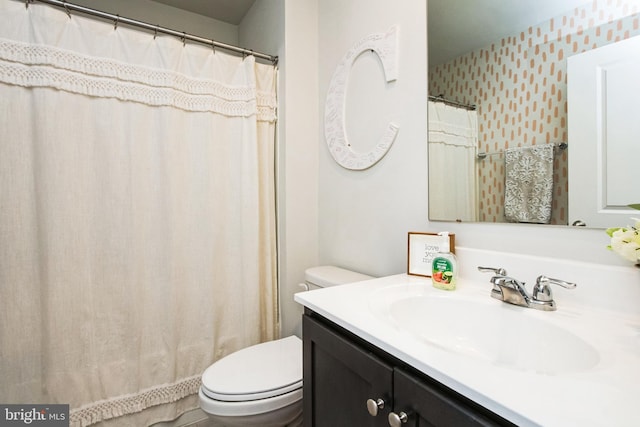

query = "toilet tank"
(302, 266), (373, 291)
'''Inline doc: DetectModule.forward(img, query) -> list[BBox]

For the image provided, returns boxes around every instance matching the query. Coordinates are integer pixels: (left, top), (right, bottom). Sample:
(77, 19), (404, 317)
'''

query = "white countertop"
(295, 273), (640, 427)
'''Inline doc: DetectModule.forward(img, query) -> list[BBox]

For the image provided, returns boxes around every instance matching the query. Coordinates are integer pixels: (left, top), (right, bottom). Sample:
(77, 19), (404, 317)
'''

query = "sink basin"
(370, 287), (600, 375)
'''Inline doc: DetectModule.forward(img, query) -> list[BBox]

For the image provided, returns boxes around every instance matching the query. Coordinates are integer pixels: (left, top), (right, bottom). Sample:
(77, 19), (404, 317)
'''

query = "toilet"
(198, 266), (373, 427)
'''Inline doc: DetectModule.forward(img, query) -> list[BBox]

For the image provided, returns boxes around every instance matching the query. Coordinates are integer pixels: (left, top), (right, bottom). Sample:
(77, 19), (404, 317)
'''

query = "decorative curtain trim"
(0, 39), (252, 98)
(0, 38), (276, 121)
(69, 375), (202, 427)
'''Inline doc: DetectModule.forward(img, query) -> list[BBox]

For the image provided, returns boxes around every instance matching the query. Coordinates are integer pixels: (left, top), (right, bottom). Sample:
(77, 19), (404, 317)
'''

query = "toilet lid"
(201, 335), (302, 402)
(305, 265), (373, 289)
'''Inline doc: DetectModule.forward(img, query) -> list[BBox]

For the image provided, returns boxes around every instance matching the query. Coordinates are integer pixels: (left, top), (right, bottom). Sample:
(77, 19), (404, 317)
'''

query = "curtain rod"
(477, 142), (568, 159)
(24, 0), (279, 65)
(429, 94), (476, 111)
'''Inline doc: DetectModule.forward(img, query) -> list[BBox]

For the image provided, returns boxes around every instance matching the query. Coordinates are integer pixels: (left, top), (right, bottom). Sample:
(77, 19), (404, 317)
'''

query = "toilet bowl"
(199, 336), (303, 427)
(198, 266), (373, 427)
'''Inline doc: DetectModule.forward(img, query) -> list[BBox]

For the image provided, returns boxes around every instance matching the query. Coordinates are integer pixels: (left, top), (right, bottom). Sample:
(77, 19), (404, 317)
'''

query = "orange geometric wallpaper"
(429, 0), (640, 224)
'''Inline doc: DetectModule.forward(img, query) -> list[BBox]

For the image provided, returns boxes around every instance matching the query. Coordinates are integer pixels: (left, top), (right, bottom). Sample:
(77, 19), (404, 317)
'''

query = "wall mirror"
(427, 0), (640, 228)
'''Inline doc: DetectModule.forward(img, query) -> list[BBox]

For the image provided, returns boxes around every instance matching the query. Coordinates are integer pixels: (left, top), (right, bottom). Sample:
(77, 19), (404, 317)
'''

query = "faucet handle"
(532, 275), (577, 302)
(477, 266), (508, 276)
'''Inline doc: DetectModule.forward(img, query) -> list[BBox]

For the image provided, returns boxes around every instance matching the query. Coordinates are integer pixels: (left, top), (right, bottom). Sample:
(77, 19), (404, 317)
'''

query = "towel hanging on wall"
(504, 145), (554, 224)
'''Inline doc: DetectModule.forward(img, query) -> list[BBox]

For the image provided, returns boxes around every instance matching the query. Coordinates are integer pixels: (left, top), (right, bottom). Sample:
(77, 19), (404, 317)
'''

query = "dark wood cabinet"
(303, 311), (393, 426)
(303, 311), (515, 427)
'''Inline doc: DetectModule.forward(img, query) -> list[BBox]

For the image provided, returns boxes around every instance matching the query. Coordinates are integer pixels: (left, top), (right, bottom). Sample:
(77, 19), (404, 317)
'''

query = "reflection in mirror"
(427, 0), (640, 227)
(568, 34), (640, 228)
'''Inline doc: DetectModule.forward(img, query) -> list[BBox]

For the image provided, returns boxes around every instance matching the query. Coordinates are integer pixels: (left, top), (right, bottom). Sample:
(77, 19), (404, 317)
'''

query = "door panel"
(568, 35), (640, 227)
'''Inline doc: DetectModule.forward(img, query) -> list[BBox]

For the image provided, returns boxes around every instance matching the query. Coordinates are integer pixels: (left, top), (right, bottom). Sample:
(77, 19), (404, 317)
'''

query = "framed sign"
(407, 232), (455, 277)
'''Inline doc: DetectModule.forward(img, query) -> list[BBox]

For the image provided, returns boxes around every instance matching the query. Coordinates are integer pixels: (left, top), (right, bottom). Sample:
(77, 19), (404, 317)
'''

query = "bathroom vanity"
(294, 251), (640, 427)
(303, 310), (514, 426)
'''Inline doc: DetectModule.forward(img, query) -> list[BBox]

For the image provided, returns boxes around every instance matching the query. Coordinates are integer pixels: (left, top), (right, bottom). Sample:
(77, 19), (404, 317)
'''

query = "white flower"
(606, 217), (640, 263)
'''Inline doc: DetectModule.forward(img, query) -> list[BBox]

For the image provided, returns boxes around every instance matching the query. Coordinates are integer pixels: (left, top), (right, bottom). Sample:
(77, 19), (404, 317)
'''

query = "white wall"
(241, 0), (320, 338)
(278, 0), (320, 337)
(434, 222), (627, 266)
(239, 1), (284, 55)
(70, 0), (238, 44)
(317, 0), (429, 277)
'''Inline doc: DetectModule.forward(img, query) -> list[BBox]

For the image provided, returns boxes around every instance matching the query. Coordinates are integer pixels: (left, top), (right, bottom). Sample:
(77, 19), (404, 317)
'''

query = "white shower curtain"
(428, 101), (478, 222)
(0, 1), (277, 426)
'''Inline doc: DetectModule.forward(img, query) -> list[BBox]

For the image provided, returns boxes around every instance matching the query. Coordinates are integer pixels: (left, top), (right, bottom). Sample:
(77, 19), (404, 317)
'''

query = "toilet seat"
(198, 387), (302, 417)
(201, 336), (302, 402)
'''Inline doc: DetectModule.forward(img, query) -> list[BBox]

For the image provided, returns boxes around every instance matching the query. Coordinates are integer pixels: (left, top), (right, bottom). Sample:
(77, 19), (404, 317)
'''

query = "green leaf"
(628, 203), (640, 210)
(606, 227), (621, 237)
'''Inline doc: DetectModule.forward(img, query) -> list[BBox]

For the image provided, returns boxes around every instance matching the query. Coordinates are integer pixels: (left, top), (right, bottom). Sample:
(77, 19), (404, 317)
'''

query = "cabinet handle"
(388, 411), (408, 427)
(366, 398), (385, 416)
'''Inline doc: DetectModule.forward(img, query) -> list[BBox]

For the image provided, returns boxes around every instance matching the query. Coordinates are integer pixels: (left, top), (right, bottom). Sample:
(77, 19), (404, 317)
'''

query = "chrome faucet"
(478, 267), (576, 311)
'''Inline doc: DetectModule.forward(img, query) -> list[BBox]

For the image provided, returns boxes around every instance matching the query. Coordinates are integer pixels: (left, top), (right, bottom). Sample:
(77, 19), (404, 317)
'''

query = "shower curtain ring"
(25, 0), (31, 9)
(61, 0), (71, 18)
(211, 40), (216, 54)
(182, 32), (186, 47)
(153, 25), (158, 40)
(114, 15), (119, 30)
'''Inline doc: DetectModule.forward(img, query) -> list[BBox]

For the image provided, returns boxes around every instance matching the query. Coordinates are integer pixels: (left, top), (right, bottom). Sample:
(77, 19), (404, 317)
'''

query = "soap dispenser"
(431, 232), (457, 290)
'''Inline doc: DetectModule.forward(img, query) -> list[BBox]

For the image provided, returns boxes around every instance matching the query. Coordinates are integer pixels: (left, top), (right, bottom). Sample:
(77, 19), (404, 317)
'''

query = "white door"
(568, 35), (640, 228)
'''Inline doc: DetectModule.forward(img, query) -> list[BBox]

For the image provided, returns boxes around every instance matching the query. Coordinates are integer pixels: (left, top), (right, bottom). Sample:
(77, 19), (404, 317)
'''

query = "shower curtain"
(0, 1), (277, 426)
(428, 101), (478, 222)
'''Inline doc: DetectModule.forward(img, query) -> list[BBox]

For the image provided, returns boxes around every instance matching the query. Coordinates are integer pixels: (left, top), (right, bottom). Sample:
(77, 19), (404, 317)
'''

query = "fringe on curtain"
(0, 38), (277, 121)
(70, 375), (202, 427)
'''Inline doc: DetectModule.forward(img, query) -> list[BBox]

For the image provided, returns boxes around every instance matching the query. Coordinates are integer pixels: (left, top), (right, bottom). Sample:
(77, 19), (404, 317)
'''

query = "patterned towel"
(504, 145), (554, 224)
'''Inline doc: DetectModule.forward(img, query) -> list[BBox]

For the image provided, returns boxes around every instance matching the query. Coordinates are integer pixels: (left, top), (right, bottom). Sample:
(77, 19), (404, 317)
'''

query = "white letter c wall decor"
(324, 26), (399, 170)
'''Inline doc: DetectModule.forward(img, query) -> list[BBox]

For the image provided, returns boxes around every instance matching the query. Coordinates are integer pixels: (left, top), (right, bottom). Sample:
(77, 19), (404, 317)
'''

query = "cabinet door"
(303, 315), (393, 427)
(393, 368), (509, 427)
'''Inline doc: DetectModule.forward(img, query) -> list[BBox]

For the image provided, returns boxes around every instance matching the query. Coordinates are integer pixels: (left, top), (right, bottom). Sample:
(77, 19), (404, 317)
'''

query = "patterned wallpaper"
(429, 0), (640, 224)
